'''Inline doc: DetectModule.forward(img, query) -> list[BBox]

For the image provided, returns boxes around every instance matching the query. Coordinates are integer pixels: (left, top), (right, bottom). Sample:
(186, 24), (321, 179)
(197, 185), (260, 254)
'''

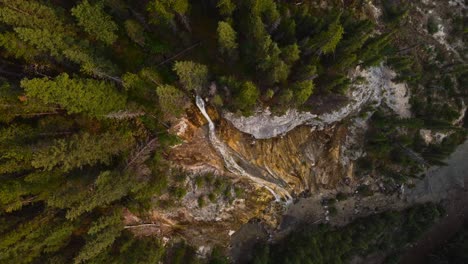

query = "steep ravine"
(196, 96), (293, 203)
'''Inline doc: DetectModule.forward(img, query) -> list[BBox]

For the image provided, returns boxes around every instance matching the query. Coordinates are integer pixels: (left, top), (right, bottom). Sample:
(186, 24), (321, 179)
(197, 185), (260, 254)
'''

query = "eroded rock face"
(218, 119), (354, 193)
(169, 105), (225, 173)
(161, 100), (362, 249)
(124, 178), (275, 249)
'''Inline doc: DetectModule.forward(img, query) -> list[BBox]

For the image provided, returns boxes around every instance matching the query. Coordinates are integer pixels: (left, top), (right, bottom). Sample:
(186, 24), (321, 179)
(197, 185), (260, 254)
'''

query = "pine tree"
(0, 32), (39, 60)
(146, 0), (189, 25)
(156, 84), (187, 117)
(74, 213), (122, 263)
(71, 0), (118, 45)
(124, 19), (145, 46)
(293, 80), (314, 106)
(173, 61), (208, 93)
(21, 73), (126, 117)
(358, 33), (392, 67)
(0, 212), (74, 264)
(62, 47), (119, 81)
(0, 0), (65, 31)
(31, 132), (134, 173)
(235, 81), (259, 113)
(217, 0), (236, 17)
(0, 80), (58, 123)
(281, 43), (300, 65)
(14, 27), (68, 57)
(256, 35), (289, 84)
(217, 21), (238, 58)
(302, 14), (344, 55)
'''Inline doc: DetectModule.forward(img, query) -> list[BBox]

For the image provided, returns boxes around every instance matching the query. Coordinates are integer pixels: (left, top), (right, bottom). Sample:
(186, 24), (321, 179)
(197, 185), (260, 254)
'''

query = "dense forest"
(252, 203), (443, 264)
(428, 221), (468, 264)
(0, 0), (465, 263)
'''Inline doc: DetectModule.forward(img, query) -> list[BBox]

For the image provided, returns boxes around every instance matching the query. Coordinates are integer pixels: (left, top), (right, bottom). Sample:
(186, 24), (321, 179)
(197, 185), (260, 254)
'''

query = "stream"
(195, 96), (293, 203)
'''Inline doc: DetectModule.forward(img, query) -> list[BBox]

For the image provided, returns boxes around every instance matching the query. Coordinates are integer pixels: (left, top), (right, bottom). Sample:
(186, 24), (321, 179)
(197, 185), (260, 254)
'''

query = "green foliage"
(156, 84), (187, 117)
(74, 216), (122, 263)
(253, 203), (442, 264)
(147, 0), (189, 25)
(71, 0), (118, 45)
(49, 171), (137, 220)
(217, 0), (236, 17)
(32, 132), (134, 172)
(329, 206), (338, 216)
(107, 233), (165, 264)
(278, 89), (293, 104)
(235, 81), (260, 114)
(255, 34), (289, 84)
(427, 16), (439, 34)
(169, 186), (187, 200)
(125, 19), (145, 46)
(14, 27), (67, 57)
(173, 61), (209, 93)
(302, 14), (344, 55)
(382, 0), (409, 25)
(0, 1), (463, 264)
(21, 73), (126, 117)
(198, 196), (206, 207)
(335, 192), (348, 201)
(217, 21), (238, 57)
(0, 32), (39, 60)
(0, 0), (65, 31)
(281, 44), (300, 65)
(62, 47), (119, 79)
(212, 94), (224, 107)
(0, 214), (75, 264)
(293, 80), (314, 106)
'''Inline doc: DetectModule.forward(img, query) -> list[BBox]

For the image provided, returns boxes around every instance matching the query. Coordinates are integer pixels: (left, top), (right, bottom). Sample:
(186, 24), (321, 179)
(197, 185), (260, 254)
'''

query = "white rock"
(224, 65), (411, 139)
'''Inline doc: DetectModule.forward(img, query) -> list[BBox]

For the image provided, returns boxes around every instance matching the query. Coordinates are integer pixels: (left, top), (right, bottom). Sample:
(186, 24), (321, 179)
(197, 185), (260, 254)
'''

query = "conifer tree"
(0, 213), (74, 264)
(14, 27), (68, 57)
(217, 21), (238, 58)
(173, 61), (208, 93)
(235, 81), (259, 113)
(71, 0), (118, 45)
(281, 43), (300, 65)
(302, 14), (344, 55)
(21, 73), (126, 117)
(0, 32), (39, 60)
(62, 47), (119, 81)
(0, 80), (57, 123)
(74, 214), (122, 263)
(0, 0), (65, 31)
(125, 19), (145, 46)
(31, 132), (134, 173)
(217, 0), (236, 17)
(156, 84), (187, 117)
(293, 80), (314, 106)
(146, 0), (189, 25)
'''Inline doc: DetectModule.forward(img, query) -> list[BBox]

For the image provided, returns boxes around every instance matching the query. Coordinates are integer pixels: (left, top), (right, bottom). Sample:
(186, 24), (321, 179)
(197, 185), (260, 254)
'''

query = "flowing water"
(195, 96), (293, 203)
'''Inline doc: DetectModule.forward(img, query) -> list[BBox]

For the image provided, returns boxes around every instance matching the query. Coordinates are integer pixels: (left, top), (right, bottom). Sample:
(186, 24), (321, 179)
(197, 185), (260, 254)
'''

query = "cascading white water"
(195, 96), (293, 204)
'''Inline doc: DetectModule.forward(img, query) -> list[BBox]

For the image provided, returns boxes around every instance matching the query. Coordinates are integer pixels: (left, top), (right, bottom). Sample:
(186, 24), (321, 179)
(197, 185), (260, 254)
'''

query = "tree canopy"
(21, 73), (126, 117)
(0, 0), (464, 263)
(71, 0), (118, 45)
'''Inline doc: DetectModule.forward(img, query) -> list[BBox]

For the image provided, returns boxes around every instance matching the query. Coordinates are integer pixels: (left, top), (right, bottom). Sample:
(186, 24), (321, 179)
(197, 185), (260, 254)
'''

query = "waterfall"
(195, 96), (292, 204)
